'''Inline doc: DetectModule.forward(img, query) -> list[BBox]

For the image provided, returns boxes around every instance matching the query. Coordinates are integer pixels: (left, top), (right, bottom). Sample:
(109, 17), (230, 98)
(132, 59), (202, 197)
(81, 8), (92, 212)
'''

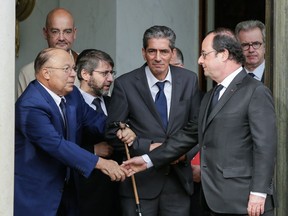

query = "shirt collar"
(78, 87), (103, 106)
(245, 60), (265, 81)
(220, 66), (243, 89)
(145, 66), (172, 89)
(38, 81), (63, 106)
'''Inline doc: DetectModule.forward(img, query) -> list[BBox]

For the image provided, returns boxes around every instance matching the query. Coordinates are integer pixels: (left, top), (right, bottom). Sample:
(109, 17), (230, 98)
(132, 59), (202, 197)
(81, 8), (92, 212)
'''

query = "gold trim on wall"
(16, 0), (36, 57)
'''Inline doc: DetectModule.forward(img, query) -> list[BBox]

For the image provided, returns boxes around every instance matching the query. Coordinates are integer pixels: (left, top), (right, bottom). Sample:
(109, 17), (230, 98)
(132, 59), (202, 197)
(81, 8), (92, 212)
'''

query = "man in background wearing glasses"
(17, 7), (79, 97)
(235, 20), (266, 82)
(75, 49), (122, 216)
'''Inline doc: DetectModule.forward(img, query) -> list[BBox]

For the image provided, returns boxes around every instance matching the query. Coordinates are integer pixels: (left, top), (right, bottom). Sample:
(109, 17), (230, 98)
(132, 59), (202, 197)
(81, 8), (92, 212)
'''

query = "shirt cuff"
(142, 154), (154, 168)
(250, 192), (267, 198)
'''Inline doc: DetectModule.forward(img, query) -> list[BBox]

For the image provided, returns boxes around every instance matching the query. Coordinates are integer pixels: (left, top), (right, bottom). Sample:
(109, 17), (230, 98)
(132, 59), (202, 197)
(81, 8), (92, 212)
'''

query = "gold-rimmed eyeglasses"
(200, 50), (217, 59)
(46, 66), (76, 74)
(241, 41), (263, 51)
(93, 70), (117, 78)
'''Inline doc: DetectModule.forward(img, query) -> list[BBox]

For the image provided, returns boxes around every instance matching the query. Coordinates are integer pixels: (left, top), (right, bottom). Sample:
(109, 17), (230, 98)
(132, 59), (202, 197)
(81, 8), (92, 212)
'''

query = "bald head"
(35, 48), (76, 96)
(45, 8), (74, 28)
(43, 8), (77, 51)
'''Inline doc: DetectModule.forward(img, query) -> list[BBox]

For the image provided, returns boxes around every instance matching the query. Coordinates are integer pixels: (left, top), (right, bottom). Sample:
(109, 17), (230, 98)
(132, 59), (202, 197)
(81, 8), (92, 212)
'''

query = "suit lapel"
(166, 69), (181, 133)
(135, 64), (168, 131)
(34, 80), (67, 136)
(135, 64), (169, 130)
(203, 70), (247, 130)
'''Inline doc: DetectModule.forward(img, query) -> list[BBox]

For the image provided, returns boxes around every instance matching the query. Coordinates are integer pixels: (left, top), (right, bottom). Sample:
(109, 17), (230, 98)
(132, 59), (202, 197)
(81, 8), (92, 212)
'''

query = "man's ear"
(42, 68), (50, 80)
(42, 27), (48, 40)
(81, 69), (90, 81)
(221, 49), (230, 61)
(142, 48), (146, 61)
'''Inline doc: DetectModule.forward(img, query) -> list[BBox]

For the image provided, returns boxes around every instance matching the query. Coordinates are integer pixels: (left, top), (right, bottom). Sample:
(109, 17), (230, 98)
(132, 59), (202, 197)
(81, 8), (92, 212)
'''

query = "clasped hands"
(98, 123), (186, 180)
(96, 123), (136, 181)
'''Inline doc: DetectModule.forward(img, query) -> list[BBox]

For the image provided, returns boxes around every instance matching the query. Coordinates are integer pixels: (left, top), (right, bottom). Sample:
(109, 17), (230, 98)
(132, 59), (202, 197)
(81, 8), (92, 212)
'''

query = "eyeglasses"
(48, 29), (74, 38)
(93, 70), (117, 78)
(241, 42), (263, 51)
(200, 50), (217, 59)
(46, 66), (76, 74)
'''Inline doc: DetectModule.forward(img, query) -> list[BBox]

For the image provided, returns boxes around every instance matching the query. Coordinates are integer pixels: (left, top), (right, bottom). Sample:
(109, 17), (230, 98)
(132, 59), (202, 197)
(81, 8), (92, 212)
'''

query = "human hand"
(191, 164), (201, 182)
(149, 142), (162, 151)
(94, 141), (113, 158)
(247, 194), (266, 216)
(121, 156), (147, 176)
(116, 123), (136, 146)
(171, 154), (186, 165)
(95, 157), (130, 181)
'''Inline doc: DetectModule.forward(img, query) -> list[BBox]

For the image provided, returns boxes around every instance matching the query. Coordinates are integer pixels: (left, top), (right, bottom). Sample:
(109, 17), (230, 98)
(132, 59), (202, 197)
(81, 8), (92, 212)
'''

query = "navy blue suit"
(14, 80), (106, 216)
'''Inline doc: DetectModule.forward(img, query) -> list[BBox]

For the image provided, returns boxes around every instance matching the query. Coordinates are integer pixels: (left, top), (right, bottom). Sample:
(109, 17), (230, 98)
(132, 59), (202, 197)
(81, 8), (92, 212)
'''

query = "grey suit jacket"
(106, 64), (201, 199)
(199, 70), (276, 214)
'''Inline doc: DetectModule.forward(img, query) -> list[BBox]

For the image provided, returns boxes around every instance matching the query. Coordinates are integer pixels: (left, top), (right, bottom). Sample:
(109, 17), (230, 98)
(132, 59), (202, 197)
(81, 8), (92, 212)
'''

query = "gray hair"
(143, 25), (176, 50)
(235, 20), (265, 43)
(34, 48), (56, 74)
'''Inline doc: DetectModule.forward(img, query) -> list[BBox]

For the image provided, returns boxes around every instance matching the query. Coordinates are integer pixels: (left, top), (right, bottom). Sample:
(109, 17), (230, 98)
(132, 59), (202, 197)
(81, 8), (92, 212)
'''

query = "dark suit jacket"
(106, 64), (201, 199)
(78, 96), (122, 216)
(198, 70), (276, 214)
(14, 80), (106, 216)
(148, 70), (276, 214)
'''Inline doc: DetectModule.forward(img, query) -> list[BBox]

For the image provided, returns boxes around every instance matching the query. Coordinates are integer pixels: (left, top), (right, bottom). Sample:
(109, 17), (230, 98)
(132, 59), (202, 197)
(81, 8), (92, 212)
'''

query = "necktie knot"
(248, 73), (255, 77)
(209, 84), (223, 115)
(92, 98), (104, 114)
(156, 82), (165, 91)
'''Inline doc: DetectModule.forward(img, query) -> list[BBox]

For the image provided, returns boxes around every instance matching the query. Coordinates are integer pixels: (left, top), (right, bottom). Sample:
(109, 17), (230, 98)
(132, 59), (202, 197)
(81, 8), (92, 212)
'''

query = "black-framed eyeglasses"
(241, 42), (263, 51)
(46, 66), (76, 74)
(93, 70), (117, 77)
(200, 50), (217, 59)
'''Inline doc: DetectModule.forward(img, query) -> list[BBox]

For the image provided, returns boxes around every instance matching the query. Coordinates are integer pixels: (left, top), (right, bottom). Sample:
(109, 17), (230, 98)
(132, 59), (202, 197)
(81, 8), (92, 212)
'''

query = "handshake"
(95, 122), (148, 181)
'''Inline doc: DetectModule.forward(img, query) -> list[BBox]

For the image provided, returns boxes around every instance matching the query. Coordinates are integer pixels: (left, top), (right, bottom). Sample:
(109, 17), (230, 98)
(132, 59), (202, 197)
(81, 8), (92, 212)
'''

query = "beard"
(88, 78), (109, 96)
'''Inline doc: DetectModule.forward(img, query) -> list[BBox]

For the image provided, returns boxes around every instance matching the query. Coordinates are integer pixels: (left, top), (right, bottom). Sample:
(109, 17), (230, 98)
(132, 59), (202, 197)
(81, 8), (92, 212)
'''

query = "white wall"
(116, 0), (199, 75)
(15, 0), (59, 73)
(15, 0), (199, 82)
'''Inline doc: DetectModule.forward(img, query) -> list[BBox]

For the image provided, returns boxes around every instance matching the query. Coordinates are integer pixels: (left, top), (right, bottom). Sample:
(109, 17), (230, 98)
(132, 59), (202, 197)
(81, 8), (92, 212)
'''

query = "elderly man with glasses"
(235, 20), (266, 82)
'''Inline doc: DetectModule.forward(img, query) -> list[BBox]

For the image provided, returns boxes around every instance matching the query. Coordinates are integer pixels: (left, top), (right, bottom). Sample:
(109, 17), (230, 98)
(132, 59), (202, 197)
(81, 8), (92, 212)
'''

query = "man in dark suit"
(106, 25), (201, 216)
(76, 49), (123, 216)
(14, 48), (131, 216)
(170, 47), (204, 216)
(123, 28), (277, 216)
(235, 20), (266, 82)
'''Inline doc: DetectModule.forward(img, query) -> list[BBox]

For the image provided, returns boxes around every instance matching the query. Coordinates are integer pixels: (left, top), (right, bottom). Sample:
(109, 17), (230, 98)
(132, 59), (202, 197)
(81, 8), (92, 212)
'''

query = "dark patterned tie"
(209, 84), (223, 115)
(59, 98), (68, 131)
(59, 97), (70, 181)
(92, 98), (104, 114)
(248, 73), (255, 77)
(155, 82), (168, 129)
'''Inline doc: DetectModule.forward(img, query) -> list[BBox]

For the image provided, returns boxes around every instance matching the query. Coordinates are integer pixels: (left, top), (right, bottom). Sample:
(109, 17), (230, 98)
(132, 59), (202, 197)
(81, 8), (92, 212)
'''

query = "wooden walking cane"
(124, 140), (142, 216)
(113, 121), (143, 215)
(124, 142), (142, 216)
